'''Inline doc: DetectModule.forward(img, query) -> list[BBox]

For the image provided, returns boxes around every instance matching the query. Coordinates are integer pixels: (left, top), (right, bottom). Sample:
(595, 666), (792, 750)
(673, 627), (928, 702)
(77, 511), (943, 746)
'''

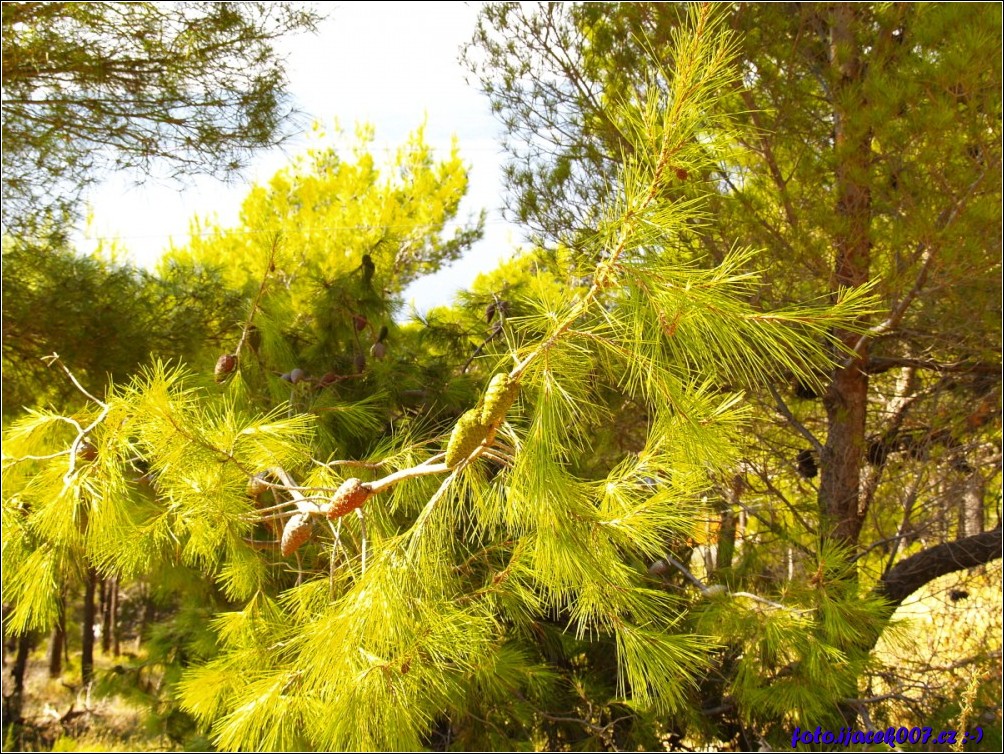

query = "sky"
(79, 2), (522, 312)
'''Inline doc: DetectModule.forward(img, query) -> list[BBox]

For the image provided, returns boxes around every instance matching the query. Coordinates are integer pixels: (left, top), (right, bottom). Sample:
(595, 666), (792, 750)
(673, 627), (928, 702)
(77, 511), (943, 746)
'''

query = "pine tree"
(3, 8), (892, 750)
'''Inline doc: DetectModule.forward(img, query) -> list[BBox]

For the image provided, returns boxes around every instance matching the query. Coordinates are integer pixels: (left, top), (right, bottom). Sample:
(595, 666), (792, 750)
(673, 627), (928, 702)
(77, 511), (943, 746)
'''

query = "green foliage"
(1, 238), (239, 414)
(1, 1), (321, 231)
(167, 123), (483, 293)
(163, 125), (486, 451)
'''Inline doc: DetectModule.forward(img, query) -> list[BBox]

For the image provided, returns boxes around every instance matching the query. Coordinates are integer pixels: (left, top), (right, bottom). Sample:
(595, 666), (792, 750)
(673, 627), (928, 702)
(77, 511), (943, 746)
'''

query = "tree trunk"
(135, 590), (155, 652)
(12, 633), (31, 697)
(48, 602), (66, 679)
(960, 470), (985, 537)
(819, 3), (872, 549)
(82, 568), (97, 685)
(715, 475), (743, 573)
(110, 577), (120, 657)
(3, 632), (33, 727)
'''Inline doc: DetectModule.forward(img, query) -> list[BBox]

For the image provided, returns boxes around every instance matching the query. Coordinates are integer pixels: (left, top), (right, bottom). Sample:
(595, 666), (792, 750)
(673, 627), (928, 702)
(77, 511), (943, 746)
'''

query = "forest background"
(2, 2), (1001, 752)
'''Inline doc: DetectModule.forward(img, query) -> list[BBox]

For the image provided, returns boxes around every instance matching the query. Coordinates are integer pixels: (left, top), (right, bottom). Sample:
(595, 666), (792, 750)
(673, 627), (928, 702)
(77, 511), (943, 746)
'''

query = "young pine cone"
(280, 512), (313, 556)
(480, 373), (519, 427)
(214, 353), (237, 383)
(445, 409), (490, 468)
(326, 477), (373, 520)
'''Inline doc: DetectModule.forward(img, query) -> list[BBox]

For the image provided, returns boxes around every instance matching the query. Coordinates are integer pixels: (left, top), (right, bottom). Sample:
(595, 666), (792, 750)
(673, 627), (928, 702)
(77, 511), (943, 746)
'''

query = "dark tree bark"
(81, 568), (97, 685)
(11, 633), (31, 697)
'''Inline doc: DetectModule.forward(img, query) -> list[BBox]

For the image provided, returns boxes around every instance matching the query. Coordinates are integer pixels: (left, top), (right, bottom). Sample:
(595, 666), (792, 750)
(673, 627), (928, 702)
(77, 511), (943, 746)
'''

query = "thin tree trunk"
(82, 569), (97, 685)
(715, 508), (737, 572)
(715, 475), (743, 572)
(12, 633), (31, 697)
(960, 470), (985, 537)
(100, 577), (111, 655)
(135, 590), (155, 652)
(48, 601), (66, 678)
(1, 602), (10, 669)
(3, 632), (33, 727)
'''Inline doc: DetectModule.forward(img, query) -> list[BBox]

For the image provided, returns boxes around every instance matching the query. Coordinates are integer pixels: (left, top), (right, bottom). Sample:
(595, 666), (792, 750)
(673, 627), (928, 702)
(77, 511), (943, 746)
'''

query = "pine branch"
(42, 352), (107, 407)
(356, 508), (368, 575)
(23, 354), (114, 487)
(767, 383), (823, 455)
(842, 170), (987, 367)
(874, 526), (1003, 609)
(462, 320), (504, 373)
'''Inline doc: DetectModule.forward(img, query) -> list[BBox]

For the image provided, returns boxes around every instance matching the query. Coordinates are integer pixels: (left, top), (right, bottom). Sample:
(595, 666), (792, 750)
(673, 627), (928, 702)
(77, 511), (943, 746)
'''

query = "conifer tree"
(4, 8), (899, 750)
(466, 2), (1002, 743)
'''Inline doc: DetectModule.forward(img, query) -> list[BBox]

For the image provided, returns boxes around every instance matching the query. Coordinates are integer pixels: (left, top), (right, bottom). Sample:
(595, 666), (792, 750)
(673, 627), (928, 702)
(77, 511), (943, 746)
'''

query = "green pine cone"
(445, 409), (490, 467)
(480, 372), (519, 426)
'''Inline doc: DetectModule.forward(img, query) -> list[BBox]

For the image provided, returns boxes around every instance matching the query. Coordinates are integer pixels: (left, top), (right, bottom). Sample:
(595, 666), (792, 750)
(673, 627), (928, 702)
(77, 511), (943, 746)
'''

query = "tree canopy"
(1, 236), (239, 414)
(466, 0), (1001, 556)
(1, 1), (321, 232)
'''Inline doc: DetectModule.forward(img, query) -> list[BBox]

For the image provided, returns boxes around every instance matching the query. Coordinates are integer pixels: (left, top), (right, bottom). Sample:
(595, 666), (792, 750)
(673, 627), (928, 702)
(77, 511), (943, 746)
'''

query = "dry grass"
(4, 651), (177, 753)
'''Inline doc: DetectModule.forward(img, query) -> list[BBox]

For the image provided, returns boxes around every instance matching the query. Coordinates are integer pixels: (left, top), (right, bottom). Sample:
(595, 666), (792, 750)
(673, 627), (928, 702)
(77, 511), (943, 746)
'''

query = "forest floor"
(2, 651), (180, 752)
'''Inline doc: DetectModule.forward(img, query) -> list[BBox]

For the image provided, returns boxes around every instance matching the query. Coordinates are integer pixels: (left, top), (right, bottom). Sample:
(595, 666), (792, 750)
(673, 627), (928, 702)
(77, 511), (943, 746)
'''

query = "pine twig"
(327, 519), (343, 599)
(43, 353), (107, 407)
(658, 554), (814, 615)
(20, 355), (115, 486)
(462, 321), (504, 373)
(317, 458), (386, 470)
(406, 470), (458, 560)
(233, 232), (281, 359)
(356, 508), (367, 575)
(367, 458), (451, 495)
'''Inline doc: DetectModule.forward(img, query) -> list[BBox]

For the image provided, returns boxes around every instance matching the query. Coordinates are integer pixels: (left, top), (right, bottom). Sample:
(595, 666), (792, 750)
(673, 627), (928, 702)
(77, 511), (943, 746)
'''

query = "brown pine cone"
(326, 477), (373, 520)
(280, 512), (313, 556)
